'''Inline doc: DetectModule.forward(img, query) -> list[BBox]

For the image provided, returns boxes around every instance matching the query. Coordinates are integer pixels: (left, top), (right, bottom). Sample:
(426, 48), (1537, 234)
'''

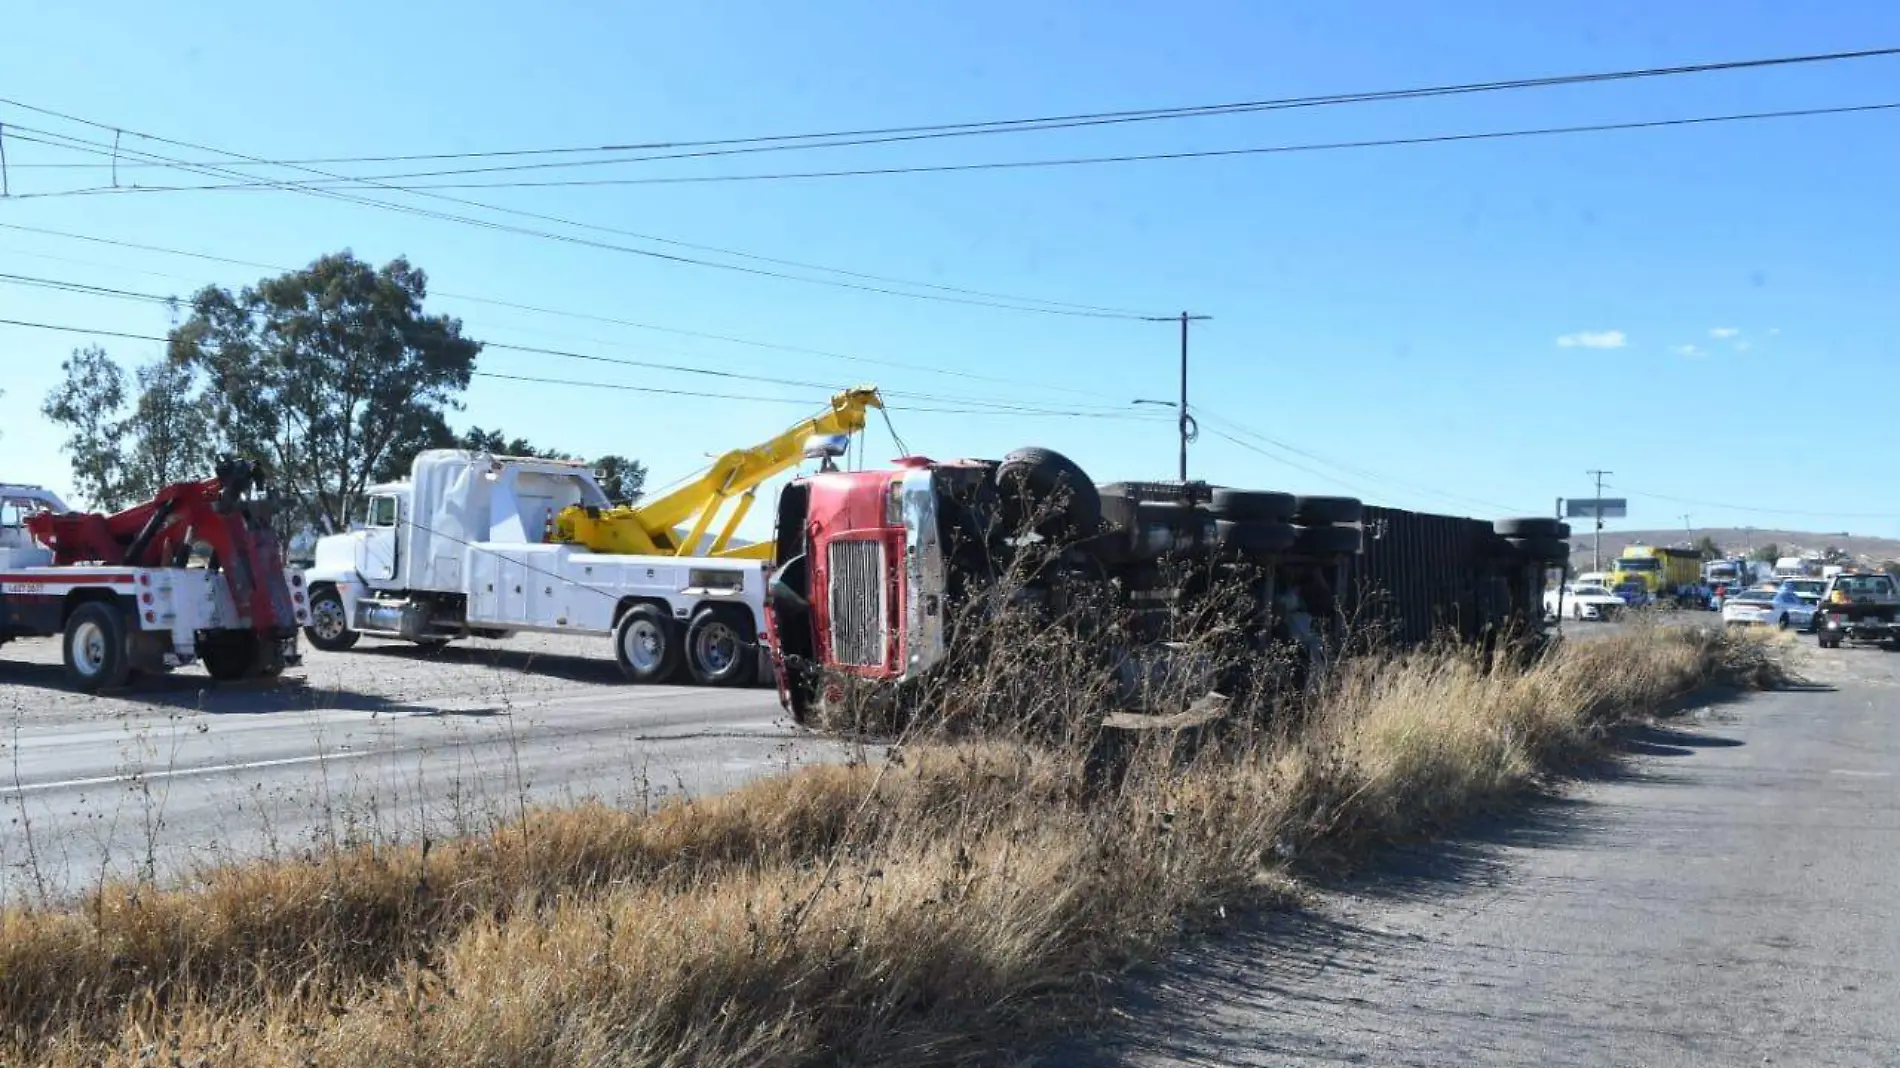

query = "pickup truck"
(1813, 571), (1900, 650)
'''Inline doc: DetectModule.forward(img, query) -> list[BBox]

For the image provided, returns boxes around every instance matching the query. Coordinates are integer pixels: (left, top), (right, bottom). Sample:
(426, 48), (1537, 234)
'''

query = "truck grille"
(828, 539), (887, 667)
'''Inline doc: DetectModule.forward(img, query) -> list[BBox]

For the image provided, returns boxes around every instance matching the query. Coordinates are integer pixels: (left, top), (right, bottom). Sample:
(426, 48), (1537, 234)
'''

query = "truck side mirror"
(768, 553), (811, 613)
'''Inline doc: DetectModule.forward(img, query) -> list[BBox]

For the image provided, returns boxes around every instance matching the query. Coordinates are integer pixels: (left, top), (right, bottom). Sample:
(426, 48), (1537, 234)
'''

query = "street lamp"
(1132, 399), (1199, 482)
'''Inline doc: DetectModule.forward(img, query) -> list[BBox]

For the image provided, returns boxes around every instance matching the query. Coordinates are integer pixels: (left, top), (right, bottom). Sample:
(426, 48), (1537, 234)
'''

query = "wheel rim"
(623, 619), (665, 673)
(311, 598), (348, 642)
(694, 620), (738, 676)
(1778, 615), (1788, 630)
(71, 620), (107, 677)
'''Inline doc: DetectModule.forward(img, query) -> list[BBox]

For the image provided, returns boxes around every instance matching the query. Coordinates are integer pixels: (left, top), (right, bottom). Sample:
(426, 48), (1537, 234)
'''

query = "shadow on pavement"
(355, 640), (626, 686)
(0, 661), (452, 718)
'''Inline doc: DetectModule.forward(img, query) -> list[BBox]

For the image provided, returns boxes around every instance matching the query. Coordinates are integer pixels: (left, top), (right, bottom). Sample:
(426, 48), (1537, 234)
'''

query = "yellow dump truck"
(1606, 545), (1705, 606)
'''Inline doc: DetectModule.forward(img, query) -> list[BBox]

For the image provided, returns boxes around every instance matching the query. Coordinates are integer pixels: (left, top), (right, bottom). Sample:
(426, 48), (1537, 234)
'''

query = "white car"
(1721, 587), (1816, 630)
(1545, 583), (1626, 621)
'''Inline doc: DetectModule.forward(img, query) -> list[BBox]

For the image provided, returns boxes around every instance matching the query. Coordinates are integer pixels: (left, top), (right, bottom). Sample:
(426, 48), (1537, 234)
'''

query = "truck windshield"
(1615, 558), (1661, 572)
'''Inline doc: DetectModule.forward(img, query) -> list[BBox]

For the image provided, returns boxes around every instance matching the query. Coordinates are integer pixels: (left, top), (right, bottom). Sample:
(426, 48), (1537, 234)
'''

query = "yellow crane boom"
(552, 386), (884, 561)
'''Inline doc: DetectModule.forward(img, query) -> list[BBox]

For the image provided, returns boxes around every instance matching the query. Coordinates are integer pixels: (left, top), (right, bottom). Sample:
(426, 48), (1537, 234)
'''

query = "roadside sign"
(1566, 498), (1627, 519)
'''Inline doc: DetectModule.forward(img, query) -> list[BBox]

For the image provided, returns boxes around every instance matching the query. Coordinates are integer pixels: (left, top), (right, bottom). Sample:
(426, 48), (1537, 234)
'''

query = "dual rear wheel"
(613, 603), (756, 686)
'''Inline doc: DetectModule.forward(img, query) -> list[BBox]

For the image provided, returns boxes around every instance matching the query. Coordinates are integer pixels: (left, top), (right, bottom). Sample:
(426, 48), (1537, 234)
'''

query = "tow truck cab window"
(367, 495), (399, 528)
(0, 497), (29, 527)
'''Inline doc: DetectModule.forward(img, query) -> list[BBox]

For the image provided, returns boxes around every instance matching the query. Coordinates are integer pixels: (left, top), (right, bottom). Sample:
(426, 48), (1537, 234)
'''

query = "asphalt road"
(0, 632), (843, 901)
(1067, 639), (1900, 1066)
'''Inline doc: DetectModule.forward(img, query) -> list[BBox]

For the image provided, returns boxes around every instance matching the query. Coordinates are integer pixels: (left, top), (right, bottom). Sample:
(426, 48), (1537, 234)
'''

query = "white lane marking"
(3, 748), (384, 795)
(1829, 769), (1892, 778)
(3, 718), (800, 797)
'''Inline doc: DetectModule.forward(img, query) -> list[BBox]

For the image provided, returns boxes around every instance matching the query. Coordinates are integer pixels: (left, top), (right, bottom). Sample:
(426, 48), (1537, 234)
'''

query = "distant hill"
(1567, 528), (1900, 571)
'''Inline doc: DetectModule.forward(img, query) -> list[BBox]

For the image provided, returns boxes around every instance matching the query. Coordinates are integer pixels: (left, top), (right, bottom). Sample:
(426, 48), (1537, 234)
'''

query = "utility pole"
(1681, 513), (1693, 539)
(1142, 311), (1210, 482)
(1587, 469), (1613, 573)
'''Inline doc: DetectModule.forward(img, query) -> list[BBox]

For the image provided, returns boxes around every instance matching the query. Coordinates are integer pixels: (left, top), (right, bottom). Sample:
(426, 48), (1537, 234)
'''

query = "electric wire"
(45, 101), (1887, 191)
(0, 312), (1166, 421)
(0, 222), (1131, 400)
(0, 272), (1145, 415)
(0, 111), (1155, 319)
(6, 45), (1893, 175)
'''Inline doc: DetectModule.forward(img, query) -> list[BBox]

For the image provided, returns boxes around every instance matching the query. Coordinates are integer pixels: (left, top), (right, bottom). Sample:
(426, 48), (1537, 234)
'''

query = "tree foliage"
(40, 347), (125, 508)
(1693, 535), (1723, 560)
(1750, 543), (1781, 563)
(168, 251), (480, 533)
(39, 346), (211, 510)
(457, 427), (574, 460)
(592, 455), (647, 505)
(39, 252), (648, 531)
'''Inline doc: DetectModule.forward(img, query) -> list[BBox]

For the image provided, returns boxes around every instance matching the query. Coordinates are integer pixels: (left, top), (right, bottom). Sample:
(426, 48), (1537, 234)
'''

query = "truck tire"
(1507, 536), (1569, 561)
(614, 604), (683, 684)
(303, 586), (360, 652)
(1216, 519), (1298, 556)
(995, 447), (1101, 538)
(1293, 525), (1363, 555)
(63, 601), (132, 692)
(1293, 496), (1363, 526)
(1494, 517), (1571, 539)
(1209, 489), (1295, 522)
(685, 606), (757, 687)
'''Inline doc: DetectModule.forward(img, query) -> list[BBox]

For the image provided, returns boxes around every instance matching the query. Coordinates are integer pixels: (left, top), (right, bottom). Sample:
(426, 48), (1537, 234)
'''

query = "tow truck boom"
(553, 386), (884, 560)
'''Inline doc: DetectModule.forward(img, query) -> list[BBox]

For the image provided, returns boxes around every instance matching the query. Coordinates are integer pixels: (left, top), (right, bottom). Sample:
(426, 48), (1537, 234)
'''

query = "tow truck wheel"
(304, 587), (360, 652)
(63, 602), (132, 692)
(686, 607), (756, 687)
(201, 632), (275, 682)
(614, 604), (682, 684)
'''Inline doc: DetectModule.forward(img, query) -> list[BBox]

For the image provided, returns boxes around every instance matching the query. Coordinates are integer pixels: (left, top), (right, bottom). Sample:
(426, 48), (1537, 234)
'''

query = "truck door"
(357, 493), (400, 582)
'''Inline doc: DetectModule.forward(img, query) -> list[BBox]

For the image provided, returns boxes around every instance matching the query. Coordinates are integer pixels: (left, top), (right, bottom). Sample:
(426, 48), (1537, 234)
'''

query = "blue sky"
(3, 0), (1898, 541)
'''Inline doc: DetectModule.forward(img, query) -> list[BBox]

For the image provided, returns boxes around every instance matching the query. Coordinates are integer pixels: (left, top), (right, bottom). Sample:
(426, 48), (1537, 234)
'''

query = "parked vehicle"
(1544, 582), (1624, 621)
(1814, 571), (1900, 650)
(302, 389), (883, 685)
(1774, 555), (1823, 580)
(1, 460), (309, 691)
(1721, 587), (1816, 631)
(762, 443), (1556, 725)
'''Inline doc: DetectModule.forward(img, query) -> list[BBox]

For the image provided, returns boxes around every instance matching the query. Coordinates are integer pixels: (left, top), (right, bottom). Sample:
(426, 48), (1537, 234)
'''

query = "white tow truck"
(301, 388), (885, 686)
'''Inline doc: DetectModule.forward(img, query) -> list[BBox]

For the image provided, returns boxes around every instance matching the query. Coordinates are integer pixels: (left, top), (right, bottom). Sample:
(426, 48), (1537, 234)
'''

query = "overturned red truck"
(0, 459), (310, 691)
(763, 445), (1564, 724)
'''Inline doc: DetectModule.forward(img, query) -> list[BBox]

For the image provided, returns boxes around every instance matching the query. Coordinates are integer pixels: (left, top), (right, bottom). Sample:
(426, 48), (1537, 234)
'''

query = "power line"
(0, 109), (1156, 320)
(0, 312), (1161, 422)
(1620, 488), (1900, 521)
(44, 100), (1890, 192)
(473, 369), (1169, 420)
(0, 270), (1141, 414)
(1196, 407), (1534, 515)
(7, 45), (1895, 176)
(0, 236), (1128, 400)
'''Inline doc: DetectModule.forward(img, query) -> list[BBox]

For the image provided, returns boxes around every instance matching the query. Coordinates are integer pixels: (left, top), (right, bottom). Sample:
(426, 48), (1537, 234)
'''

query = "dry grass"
(2, 620), (1785, 1067)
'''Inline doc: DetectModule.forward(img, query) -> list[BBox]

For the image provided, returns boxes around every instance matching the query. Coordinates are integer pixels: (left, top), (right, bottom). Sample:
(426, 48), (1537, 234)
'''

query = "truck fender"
(308, 575), (370, 628)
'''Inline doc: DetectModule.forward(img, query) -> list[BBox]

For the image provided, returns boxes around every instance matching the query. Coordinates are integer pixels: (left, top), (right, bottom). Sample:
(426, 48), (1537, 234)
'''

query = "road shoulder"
(1051, 671), (1900, 1067)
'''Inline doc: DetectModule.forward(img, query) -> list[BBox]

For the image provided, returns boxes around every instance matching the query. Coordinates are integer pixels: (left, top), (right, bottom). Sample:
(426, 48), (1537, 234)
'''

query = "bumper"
(1819, 618), (1896, 641)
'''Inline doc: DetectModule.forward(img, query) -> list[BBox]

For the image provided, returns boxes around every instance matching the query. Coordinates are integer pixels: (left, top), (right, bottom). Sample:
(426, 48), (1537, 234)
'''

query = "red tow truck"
(0, 460), (310, 691)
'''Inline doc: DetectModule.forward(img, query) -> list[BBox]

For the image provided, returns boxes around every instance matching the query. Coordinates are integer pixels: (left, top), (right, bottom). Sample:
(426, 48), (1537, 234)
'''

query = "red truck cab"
(765, 457), (965, 721)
